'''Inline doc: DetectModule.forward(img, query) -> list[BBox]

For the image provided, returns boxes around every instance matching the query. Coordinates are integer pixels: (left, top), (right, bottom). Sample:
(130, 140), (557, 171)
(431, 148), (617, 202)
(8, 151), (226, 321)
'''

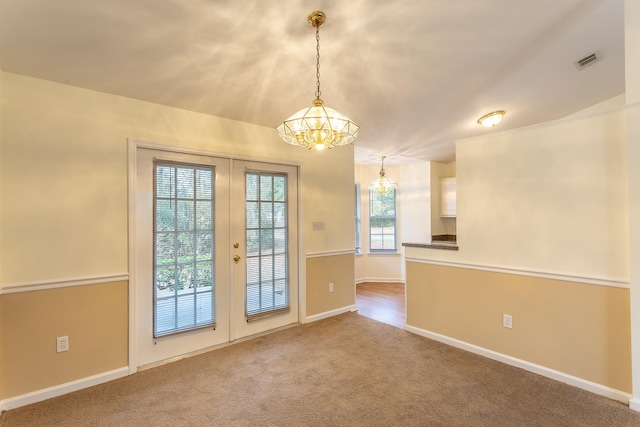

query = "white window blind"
(153, 162), (215, 337)
(245, 172), (289, 321)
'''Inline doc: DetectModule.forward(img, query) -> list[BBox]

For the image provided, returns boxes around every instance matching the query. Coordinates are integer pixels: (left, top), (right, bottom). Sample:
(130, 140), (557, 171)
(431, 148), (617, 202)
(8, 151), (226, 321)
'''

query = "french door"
(231, 160), (299, 340)
(134, 147), (298, 368)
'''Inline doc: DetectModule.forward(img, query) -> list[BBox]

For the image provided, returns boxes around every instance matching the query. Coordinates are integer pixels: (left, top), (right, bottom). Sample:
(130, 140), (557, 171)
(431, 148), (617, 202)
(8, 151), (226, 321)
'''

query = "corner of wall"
(0, 293), (4, 403)
(398, 162), (431, 244)
(1, 66), (4, 282)
(625, 0), (640, 409)
(447, 161), (456, 176)
(0, 66), (5, 402)
(429, 161), (456, 237)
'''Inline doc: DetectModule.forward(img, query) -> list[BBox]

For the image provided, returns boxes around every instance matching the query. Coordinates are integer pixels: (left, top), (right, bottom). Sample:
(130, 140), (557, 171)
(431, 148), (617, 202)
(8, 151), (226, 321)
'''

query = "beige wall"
(306, 253), (355, 316)
(454, 107), (628, 279)
(0, 72), (355, 401)
(1, 72), (355, 286)
(1, 281), (128, 397)
(406, 262), (631, 392)
(398, 161), (431, 245)
(417, 101), (628, 282)
(405, 97), (631, 395)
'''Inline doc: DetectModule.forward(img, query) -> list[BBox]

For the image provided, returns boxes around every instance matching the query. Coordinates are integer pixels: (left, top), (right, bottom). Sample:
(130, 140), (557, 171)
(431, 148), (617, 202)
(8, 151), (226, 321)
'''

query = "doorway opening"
(355, 282), (405, 328)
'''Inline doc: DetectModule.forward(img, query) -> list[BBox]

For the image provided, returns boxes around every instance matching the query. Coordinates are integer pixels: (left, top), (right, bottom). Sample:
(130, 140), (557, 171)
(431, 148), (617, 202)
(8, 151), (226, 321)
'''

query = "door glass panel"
(154, 163), (215, 337)
(245, 172), (289, 320)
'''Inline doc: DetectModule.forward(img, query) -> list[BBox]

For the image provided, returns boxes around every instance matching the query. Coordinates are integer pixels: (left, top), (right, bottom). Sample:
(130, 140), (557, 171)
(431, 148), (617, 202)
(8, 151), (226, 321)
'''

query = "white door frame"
(127, 138), (306, 373)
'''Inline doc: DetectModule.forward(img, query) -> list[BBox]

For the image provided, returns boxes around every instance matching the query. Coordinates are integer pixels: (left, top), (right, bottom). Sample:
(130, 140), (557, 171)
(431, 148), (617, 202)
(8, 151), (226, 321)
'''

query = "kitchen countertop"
(402, 242), (459, 251)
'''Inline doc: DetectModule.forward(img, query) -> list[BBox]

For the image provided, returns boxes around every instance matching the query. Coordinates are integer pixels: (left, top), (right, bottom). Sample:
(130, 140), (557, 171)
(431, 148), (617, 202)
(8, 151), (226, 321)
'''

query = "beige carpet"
(2, 312), (640, 426)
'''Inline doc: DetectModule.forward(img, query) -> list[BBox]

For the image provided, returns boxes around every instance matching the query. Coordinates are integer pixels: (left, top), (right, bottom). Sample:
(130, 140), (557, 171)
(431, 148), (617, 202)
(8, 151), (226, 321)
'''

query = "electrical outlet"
(57, 336), (69, 353)
(503, 314), (513, 329)
(329, 282), (334, 293)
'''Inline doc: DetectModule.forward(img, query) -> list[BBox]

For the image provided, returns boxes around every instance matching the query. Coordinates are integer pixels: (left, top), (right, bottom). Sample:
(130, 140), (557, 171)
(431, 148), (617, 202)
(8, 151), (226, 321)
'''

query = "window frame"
(368, 188), (397, 253)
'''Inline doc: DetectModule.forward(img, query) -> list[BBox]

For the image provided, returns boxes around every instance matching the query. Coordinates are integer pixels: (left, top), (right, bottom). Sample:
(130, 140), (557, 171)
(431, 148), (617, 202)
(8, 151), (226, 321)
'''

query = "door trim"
(127, 138), (306, 373)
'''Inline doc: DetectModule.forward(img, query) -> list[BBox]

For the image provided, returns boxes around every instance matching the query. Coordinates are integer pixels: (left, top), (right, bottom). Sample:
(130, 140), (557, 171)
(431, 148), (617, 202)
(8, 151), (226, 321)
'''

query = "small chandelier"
(369, 156), (397, 194)
(276, 11), (359, 151)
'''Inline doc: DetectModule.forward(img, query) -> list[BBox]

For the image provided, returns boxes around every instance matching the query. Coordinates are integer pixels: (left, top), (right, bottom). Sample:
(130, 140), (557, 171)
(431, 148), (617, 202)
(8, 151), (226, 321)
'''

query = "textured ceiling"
(0, 0), (625, 164)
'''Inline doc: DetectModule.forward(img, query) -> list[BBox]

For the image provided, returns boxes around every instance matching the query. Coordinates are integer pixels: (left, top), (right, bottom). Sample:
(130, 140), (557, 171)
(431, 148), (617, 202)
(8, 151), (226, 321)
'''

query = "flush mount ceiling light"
(368, 156), (398, 194)
(477, 110), (505, 127)
(276, 11), (359, 151)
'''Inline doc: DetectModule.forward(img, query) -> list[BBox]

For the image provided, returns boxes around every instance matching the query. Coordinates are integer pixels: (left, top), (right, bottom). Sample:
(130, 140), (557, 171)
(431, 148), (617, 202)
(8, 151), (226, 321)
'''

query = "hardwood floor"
(355, 282), (406, 328)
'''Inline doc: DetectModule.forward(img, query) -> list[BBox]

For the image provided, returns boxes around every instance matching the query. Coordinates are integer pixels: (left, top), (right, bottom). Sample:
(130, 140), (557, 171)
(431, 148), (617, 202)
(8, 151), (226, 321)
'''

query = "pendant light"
(276, 11), (359, 151)
(369, 156), (397, 194)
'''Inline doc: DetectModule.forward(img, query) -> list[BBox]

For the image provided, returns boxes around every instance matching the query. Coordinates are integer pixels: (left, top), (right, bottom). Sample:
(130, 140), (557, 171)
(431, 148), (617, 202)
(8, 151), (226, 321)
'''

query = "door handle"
(233, 254), (241, 262)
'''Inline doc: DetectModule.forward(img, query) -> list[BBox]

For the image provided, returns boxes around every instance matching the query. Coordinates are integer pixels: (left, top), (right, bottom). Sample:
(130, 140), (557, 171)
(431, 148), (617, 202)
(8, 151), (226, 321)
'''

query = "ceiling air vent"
(575, 53), (599, 70)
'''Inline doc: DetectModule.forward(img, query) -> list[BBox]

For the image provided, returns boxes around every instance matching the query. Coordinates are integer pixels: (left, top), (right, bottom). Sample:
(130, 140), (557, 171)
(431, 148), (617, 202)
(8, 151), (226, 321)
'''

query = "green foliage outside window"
(369, 189), (397, 252)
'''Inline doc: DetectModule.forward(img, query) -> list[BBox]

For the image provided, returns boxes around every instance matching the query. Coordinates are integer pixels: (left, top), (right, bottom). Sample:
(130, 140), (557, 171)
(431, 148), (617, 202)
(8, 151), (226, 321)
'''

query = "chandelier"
(276, 11), (359, 151)
(368, 156), (397, 194)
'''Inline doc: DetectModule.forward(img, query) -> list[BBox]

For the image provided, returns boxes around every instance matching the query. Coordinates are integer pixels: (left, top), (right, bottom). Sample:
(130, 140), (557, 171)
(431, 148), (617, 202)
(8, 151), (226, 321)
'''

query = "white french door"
(231, 160), (299, 340)
(134, 147), (298, 368)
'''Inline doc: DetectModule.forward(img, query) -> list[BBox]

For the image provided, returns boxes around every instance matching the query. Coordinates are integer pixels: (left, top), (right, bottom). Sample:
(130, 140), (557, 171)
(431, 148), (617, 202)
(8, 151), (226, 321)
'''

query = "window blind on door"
(245, 172), (289, 321)
(153, 162), (216, 336)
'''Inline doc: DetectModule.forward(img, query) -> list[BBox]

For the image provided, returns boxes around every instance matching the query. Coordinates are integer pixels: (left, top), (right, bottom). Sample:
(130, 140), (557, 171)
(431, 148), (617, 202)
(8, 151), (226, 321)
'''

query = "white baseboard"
(0, 367), (129, 411)
(305, 304), (357, 323)
(630, 397), (640, 412)
(404, 325), (632, 405)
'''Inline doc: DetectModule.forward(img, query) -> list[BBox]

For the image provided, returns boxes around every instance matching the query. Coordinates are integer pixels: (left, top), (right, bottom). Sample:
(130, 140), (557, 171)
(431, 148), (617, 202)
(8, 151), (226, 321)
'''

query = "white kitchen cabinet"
(440, 177), (456, 217)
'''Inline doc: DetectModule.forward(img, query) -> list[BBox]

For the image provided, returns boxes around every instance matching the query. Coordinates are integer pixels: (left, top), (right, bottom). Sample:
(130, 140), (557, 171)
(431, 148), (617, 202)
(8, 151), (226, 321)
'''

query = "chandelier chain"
(315, 24), (321, 99)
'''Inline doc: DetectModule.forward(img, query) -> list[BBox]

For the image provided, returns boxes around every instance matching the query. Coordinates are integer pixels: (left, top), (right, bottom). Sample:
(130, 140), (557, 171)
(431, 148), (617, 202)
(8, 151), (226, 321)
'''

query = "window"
(369, 189), (397, 252)
(245, 172), (289, 320)
(153, 163), (215, 337)
(355, 184), (362, 254)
